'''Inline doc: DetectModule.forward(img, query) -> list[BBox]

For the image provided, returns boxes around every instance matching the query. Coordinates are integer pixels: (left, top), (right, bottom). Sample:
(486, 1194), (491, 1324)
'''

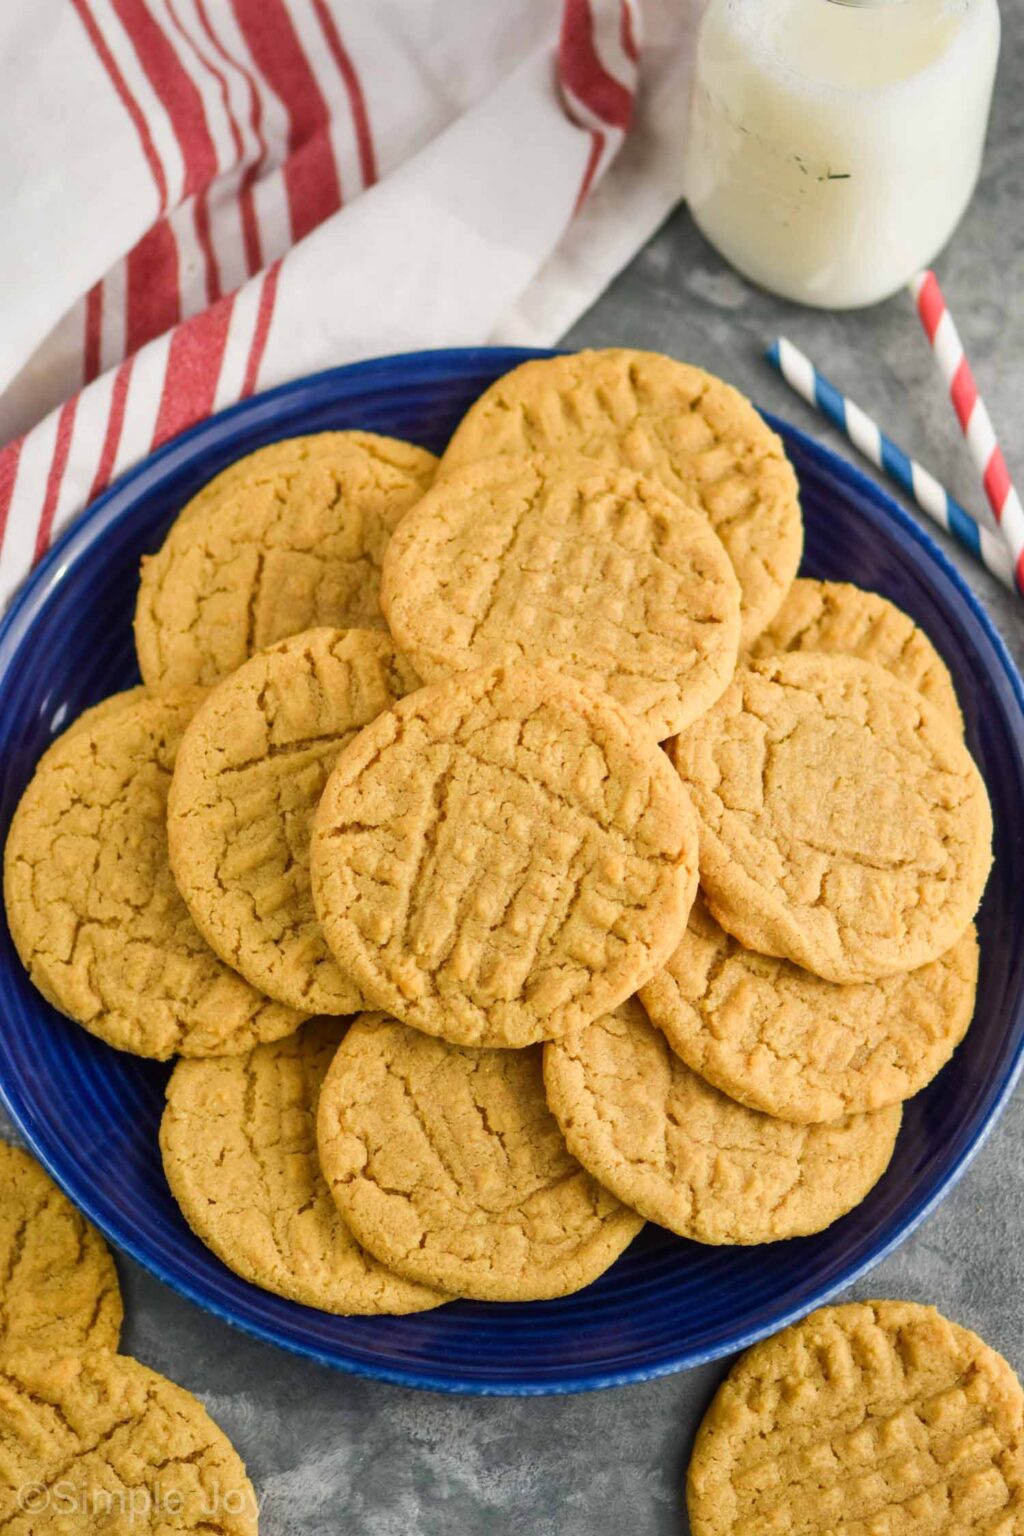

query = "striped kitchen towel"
(0, 0), (699, 611)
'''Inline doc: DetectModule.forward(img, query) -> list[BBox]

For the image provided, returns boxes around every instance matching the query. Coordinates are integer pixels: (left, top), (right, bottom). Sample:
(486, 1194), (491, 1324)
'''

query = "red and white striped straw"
(911, 270), (1024, 597)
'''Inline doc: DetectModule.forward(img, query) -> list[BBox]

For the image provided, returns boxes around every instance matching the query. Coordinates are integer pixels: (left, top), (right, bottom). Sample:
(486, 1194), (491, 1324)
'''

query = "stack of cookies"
(3, 349), (994, 1316)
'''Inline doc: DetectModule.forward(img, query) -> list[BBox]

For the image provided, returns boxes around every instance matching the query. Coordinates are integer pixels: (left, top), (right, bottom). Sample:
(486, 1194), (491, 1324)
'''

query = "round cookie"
(750, 577), (963, 729)
(168, 628), (420, 1013)
(670, 653), (993, 983)
(688, 1300), (1024, 1536)
(0, 1142), (122, 1355)
(543, 998), (901, 1244)
(310, 663), (699, 1048)
(380, 453), (741, 740)
(317, 1012), (644, 1302)
(640, 898), (979, 1122)
(4, 689), (305, 1059)
(0, 1349), (258, 1533)
(161, 1018), (445, 1315)
(439, 348), (803, 644)
(135, 431), (437, 689)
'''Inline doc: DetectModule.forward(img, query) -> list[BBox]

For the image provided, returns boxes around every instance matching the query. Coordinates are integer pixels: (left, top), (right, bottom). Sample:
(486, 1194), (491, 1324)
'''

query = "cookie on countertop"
(135, 431), (437, 689)
(670, 653), (993, 983)
(640, 897), (979, 1123)
(0, 1141), (122, 1356)
(4, 689), (305, 1059)
(0, 1349), (258, 1533)
(161, 1018), (445, 1315)
(168, 628), (420, 1014)
(381, 453), (741, 740)
(310, 663), (699, 1049)
(439, 348), (803, 644)
(317, 1012), (644, 1302)
(687, 1300), (1024, 1536)
(750, 577), (963, 729)
(543, 999), (901, 1245)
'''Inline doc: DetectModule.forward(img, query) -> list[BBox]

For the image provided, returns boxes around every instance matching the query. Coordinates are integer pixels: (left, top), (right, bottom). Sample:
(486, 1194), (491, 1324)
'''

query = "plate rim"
(1, 345), (1023, 1396)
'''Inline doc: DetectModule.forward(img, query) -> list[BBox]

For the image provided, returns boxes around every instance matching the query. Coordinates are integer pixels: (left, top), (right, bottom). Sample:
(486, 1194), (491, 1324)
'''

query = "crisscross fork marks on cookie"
(311, 666), (698, 1048)
(135, 432), (437, 689)
(316, 1014), (644, 1302)
(4, 689), (305, 1059)
(688, 1301), (1024, 1536)
(437, 349), (803, 643)
(168, 628), (420, 1014)
(382, 453), (741, 739)
(330, 748), (664, 1031)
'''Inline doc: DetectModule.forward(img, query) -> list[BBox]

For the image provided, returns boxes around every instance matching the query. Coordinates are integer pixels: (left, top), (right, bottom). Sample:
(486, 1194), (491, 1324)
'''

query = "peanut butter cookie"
(439, 349), (803, 644)
(4, 689), (304, 1059)
(543, 999), (901, 1244)
(688, 1301), (1024, 1536)
(750, 577), (962, 729)
(640, 898), (979, 1122)
(161, 1018), (445, 1315)
(0, 1142), (122, 1355)
(317, 1012), (644, 1302)
(59, 685), (149, 741)
(380, 453), (741, 739)
(168, 628), (420, 1013)
(135, 431), (436, 689)
(670, 654), (992, 983)
(310, 664), (699, 1048)
(0, 1349), (258, 1533)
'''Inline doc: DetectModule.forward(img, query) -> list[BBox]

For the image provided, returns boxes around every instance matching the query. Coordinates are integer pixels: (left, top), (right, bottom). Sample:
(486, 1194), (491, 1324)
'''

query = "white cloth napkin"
(0, 0), (699, 611)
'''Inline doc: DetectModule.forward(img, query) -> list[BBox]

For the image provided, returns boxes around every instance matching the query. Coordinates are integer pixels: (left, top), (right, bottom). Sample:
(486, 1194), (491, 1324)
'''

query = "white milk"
(684, 0), (1001, 308)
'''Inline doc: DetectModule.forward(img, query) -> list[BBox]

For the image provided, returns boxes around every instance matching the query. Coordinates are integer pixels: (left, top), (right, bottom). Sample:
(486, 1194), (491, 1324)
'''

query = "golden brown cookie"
(0, 1142), (122, 1355)
(135, 431), (437, 689)
(543, 999), (901, 1244)
(640, 898), (979, 1123)
(688, 1300), (1024, 1536)
(380, 453), (741, 740)
(59, 686), (150, 742)
(750, 577), (963, 729)
(172, 430), (427, 526)
(4, 689), (304, 1059)
(317, 1012), (644, 1302)
(670, 654), (993, 983)
(310, 663), (699, 1048)
(168, 628), (420, 1014)
(439, 349), (803, 644)
(0, 1349), (258, 1533)
(161, 1018), (445, 1315)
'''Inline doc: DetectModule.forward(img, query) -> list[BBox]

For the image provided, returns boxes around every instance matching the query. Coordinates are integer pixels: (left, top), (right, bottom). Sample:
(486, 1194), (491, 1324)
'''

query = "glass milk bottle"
(683, 0), (1001, 309)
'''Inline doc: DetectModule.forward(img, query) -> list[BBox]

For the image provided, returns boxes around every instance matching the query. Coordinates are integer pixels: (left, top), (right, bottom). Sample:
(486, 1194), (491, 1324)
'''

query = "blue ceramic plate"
(1, 348), (1023, 1396)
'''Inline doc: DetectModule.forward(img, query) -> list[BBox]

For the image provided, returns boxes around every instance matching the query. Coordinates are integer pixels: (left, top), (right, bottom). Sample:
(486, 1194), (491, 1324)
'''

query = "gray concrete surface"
(3, 7), (1024, 1532)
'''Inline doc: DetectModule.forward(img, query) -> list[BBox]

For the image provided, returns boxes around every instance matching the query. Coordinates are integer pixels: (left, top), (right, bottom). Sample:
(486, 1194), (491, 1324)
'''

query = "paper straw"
(911, 269), (1024, 596)
(766, 337), (1016, 595)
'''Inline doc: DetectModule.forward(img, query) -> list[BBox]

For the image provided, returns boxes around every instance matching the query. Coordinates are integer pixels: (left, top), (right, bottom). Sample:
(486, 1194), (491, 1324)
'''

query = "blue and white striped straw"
(767, 336), (1016, 593)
